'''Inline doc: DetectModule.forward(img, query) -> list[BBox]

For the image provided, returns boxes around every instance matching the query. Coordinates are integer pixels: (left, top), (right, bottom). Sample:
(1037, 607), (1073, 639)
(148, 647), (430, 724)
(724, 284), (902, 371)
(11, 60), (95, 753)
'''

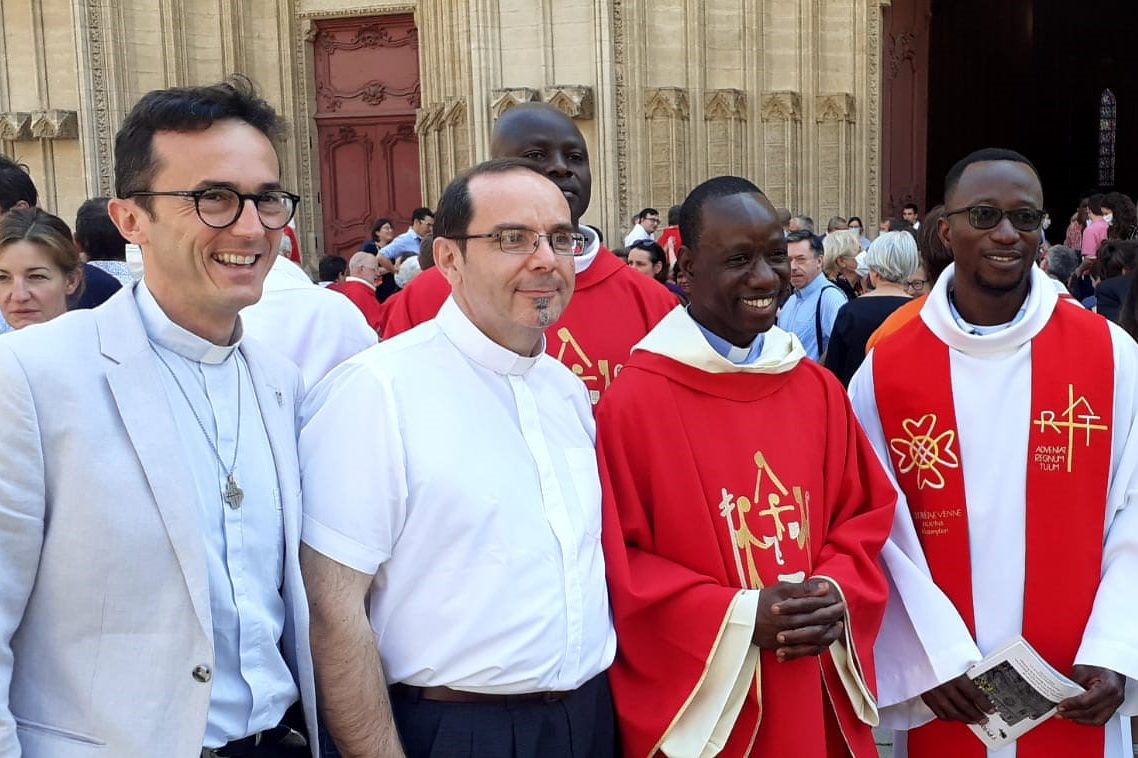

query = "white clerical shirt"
(136, 283), (298, 749)
(300, 296), (616, 693)
(849, 264), (1138, 758)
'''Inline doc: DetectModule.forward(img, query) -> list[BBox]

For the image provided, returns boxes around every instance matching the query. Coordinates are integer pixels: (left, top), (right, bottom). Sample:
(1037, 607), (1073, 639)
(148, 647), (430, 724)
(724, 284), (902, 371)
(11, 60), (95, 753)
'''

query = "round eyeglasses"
(449, 227), (586, 256)
(944, 205), (1044, 233)
(124, 187), (300, 230)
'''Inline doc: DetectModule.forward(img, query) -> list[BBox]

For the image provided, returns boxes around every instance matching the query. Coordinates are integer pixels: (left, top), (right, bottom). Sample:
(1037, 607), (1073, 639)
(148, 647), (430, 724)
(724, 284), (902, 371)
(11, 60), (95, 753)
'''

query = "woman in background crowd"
(823, 229), (864, 299)
(360, 217), (395, 254)
(0, 208), (83, 331)
(824, 231), (918, 386)
(1094, 239), (1138, 322)
(846, 215), (872, 250)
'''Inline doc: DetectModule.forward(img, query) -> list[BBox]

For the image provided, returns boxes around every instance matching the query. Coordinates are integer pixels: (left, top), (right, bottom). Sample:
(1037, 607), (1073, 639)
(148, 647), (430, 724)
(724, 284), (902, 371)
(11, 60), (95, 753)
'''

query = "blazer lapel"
(98, 289), (212, 636)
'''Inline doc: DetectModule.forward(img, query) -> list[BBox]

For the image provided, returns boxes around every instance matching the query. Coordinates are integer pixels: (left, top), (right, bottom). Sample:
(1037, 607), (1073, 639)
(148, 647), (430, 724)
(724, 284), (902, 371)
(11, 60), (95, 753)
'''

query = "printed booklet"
(965, 636), (1085, 749)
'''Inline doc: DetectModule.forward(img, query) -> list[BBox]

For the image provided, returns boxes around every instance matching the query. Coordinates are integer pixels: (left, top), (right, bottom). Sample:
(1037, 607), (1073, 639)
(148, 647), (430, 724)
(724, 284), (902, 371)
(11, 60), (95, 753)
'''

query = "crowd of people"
(2, 74), (1138, 758)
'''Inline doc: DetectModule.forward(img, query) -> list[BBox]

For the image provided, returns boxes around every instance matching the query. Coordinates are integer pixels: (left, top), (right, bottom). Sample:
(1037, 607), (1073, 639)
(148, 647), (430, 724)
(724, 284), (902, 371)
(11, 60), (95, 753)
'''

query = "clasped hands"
(920, 665), (1124, 727)
(753, 578), (845, 662)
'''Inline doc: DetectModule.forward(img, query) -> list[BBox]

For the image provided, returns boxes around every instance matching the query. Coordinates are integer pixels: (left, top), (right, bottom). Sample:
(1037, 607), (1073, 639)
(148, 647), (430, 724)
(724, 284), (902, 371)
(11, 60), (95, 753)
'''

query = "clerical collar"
(946, 286), (1029, 336)
(575, 224), (601, 274)
(435, 296), (543, 376)
(919, 263), (1057, 357)
(690, 310), (765, 364)
(135, 280), (242, 364)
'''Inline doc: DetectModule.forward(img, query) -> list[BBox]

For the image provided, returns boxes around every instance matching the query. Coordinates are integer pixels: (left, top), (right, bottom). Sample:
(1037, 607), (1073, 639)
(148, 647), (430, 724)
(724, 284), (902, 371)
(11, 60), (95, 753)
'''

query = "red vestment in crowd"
(597, 310), (895, 756)
(338, 279), (383, 334)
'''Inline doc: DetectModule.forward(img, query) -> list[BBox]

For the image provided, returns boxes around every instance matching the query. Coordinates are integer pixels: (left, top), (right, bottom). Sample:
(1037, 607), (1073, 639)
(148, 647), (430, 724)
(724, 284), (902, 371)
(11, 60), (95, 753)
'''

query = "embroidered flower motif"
(889, 414), (960, 490)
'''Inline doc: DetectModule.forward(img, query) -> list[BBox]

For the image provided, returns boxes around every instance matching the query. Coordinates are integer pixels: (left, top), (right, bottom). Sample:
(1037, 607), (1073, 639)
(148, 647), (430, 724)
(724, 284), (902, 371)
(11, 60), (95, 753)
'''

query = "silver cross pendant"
(223, 473), (244, 510)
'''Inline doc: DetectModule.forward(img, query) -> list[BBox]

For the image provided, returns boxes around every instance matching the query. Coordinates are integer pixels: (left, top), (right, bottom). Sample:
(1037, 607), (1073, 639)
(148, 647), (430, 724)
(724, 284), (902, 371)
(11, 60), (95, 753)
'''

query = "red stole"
(873, 304), (1113, 758)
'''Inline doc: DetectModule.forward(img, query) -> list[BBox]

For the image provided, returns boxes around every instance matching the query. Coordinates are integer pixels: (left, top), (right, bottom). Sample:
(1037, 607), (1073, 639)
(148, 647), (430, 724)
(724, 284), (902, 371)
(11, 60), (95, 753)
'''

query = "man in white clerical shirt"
(300, 158), (617, 758)
(0, 78), (316, 757)
(849, 147), (1138, 758)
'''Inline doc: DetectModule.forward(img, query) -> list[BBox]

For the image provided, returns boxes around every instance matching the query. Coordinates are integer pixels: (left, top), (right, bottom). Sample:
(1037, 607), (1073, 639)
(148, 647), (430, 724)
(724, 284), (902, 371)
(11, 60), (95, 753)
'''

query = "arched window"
(1099, 89), (1117, 187)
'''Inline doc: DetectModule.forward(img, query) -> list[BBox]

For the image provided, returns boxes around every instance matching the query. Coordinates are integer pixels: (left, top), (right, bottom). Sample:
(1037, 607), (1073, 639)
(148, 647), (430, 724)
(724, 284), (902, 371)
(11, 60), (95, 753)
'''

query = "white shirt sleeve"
(299, 357), (407, 575)
(1075, 325), (1138, 716)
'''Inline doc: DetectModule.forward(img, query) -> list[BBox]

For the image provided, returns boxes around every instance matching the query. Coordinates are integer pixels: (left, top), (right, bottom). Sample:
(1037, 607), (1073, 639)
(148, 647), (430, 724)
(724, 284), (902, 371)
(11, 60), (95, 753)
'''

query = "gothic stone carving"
(0, 112), (31, 141)
(30, 110), (79, 140)
(415, 103), (444, 135)
(643, 88), (689, 120)
(704, 89), (746, 121)
(816, 94), (855, 123)
(760, 92), (802, 123)
(489, 88), (540, 120)
(542, 86), (594, 120)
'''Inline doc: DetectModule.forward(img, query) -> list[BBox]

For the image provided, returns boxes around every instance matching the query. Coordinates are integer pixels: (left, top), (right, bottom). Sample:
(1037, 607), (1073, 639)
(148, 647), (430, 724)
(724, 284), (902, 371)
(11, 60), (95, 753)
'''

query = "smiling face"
(376, 222), (395, 245)
(0, 240), (81, 329)
(940, 160), (1043, 323)
(109, 119), (283, 344)
(680, 192), (790, 347)
(437, 169), (575, 356)
(491, 105), (592, 226)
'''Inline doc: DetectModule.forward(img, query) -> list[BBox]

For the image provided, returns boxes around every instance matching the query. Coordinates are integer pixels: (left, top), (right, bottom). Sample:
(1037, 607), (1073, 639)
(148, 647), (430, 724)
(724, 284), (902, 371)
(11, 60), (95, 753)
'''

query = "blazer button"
(192, 664), (212, 683)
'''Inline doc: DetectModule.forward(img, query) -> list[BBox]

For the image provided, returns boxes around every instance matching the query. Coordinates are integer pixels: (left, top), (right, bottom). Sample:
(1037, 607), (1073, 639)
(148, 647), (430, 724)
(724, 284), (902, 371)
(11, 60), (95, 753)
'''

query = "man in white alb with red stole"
(598, 176), (897, 757)
(849, 148), (1138, 758)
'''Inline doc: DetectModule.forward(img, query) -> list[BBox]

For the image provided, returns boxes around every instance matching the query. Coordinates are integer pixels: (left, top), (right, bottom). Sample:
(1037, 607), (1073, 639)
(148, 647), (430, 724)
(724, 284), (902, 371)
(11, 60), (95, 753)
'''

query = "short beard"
(533, 296), (554, 326)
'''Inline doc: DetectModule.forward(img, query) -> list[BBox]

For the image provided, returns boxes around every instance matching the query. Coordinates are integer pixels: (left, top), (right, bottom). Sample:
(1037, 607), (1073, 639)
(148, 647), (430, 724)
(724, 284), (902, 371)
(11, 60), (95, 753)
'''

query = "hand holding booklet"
(964, 636), (1085, 750)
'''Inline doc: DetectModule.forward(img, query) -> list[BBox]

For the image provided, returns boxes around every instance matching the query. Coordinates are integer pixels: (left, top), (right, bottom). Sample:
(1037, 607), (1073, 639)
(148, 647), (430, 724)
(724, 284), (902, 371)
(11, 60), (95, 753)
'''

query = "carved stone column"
(759, 91), (802, 211)
(415, 103), (445, 205)
(643, 87), (689, 213)
(815, 93), (856, 222)
(704, 89), (746, 179)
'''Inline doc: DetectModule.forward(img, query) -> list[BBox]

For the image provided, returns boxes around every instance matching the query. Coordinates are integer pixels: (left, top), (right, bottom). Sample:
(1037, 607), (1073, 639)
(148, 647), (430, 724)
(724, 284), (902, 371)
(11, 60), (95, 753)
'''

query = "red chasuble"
(872, 304), (1113, 758)
(382, 248), (677, 404)
(598, 349), (896, 757)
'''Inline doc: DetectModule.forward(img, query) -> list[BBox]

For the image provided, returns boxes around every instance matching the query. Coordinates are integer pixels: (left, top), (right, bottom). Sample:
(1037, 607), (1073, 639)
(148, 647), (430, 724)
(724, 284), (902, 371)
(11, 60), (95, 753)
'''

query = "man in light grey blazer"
(0, 78), (317, 757)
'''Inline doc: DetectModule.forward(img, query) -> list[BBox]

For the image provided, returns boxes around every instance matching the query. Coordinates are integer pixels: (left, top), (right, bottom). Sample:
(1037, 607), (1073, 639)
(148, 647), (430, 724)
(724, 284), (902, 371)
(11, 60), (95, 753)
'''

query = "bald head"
(491, 103), (592, 225)
(348, 251), (379, 280)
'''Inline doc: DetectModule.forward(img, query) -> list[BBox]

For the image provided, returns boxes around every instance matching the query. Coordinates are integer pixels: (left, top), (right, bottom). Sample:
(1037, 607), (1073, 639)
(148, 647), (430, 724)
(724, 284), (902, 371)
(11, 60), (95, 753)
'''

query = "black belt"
(390, 682), (573, 705)
(201, 725), (306, 757)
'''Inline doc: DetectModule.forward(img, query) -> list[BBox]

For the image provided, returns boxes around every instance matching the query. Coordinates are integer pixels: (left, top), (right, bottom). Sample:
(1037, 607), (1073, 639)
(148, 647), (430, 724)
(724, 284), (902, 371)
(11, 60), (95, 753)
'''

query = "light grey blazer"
(0, 287), (318, 757)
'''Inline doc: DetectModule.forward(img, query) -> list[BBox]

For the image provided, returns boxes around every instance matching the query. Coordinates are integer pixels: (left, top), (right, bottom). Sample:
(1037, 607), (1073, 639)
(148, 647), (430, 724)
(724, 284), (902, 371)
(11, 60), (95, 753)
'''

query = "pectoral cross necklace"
(150, 344), (244, 509)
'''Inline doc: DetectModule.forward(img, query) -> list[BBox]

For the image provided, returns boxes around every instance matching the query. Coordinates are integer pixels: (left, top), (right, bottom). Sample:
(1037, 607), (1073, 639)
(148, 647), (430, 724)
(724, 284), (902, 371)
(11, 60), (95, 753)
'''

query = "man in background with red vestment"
(380, 103), (675, 404)
(850, 148), (1138, 758)
(598, 175), (896, 757)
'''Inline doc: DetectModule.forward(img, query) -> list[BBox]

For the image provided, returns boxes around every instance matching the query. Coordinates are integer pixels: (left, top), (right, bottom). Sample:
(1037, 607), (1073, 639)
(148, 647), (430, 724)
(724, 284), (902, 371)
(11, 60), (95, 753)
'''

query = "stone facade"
(6, 0), (887, 261)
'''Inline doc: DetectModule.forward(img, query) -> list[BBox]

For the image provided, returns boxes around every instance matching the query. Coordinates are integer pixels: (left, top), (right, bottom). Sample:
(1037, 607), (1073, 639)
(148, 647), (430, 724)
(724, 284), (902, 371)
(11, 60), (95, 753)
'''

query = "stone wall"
(2, 0), (885, 260)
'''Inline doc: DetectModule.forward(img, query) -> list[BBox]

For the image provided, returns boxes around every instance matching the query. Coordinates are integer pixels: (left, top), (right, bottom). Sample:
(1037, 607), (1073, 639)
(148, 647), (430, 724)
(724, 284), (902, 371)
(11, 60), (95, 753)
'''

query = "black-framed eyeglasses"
(449, 227), (586, 257)
(944, 205), (1044, 232)
(903, 278), (928, 292)
(124, 187), (300, 230)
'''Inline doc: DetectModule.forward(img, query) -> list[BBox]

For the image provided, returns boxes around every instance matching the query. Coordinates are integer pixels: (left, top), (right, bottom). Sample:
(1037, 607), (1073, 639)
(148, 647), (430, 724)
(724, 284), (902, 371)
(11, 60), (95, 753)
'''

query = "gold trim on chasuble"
(553, 327), (621, 404)
(719, 451), (812, 590)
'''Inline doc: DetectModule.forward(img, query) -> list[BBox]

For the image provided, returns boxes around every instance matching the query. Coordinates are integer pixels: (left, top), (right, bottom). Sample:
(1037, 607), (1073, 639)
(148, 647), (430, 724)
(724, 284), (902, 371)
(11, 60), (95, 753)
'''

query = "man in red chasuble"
(597, 176), (897, 757)
(850, 148), (1138, 758)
